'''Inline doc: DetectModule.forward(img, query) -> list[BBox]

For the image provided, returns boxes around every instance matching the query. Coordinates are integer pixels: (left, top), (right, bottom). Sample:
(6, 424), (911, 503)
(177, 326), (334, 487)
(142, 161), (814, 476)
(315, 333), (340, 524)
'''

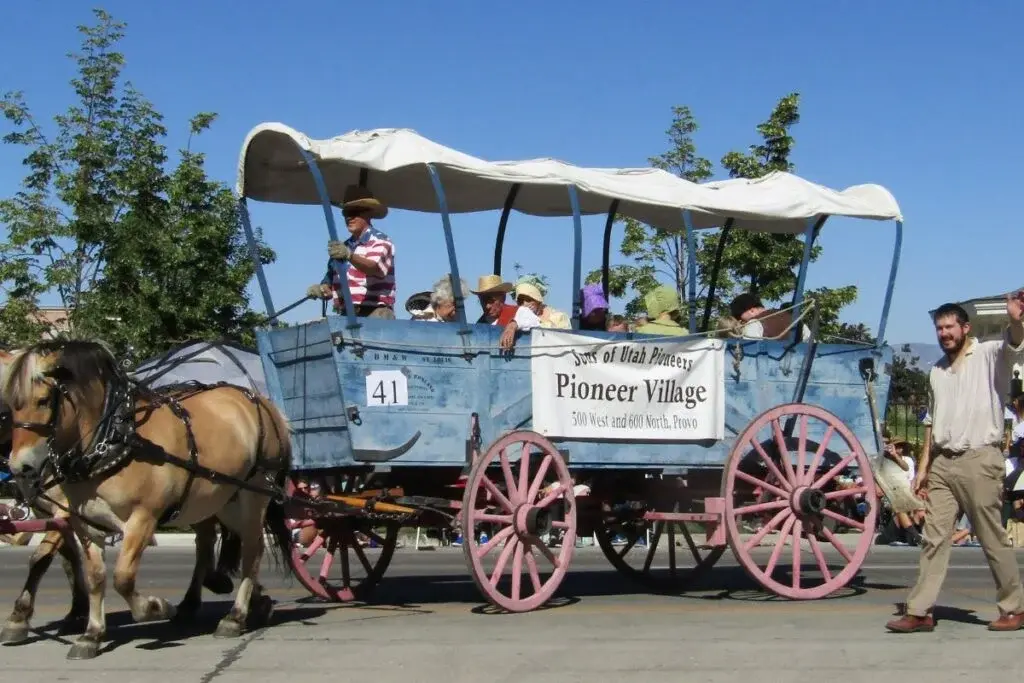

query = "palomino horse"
(0, 350), (243, 645)
(2, 339), (294, 660)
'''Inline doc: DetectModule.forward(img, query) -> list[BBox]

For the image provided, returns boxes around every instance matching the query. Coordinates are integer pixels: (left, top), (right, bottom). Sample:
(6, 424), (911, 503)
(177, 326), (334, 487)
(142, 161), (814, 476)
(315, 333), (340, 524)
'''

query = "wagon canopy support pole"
(493, 184), (521, 277)
(700, 219), (733, 333)
(426, 163), (470, 334)
(876, 220), (903, 347)
(237, 197), (277, 320)
(790, 216), (826, 343)
(297, 148), (360, 331)
(681, 210), (698, 333)
(567, 185), (584, 330)
(600, 200), (620, 301)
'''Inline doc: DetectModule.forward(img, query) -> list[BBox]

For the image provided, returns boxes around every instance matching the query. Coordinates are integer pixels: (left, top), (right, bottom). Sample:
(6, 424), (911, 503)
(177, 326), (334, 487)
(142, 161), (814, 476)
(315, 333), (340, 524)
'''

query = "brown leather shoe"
(886, 614), (935, 633)
(988, 613), (1024, 631)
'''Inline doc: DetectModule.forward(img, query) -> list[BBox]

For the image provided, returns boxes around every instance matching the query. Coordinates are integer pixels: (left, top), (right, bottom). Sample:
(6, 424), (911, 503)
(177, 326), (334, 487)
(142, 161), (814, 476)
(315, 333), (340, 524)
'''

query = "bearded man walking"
(887, 290), (1024, 633)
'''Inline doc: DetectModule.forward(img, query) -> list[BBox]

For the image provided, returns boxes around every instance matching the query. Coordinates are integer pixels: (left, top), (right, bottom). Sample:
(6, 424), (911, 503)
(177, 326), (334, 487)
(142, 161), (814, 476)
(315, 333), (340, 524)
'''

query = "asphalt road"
(1, 541), (1023, 682)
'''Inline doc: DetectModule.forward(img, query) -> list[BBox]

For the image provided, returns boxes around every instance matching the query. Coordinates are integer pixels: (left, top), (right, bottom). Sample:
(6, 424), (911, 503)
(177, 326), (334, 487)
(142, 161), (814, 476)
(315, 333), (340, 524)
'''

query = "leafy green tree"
(0, 9), (274, 358)
(584, 106), (712, 317)
(588, 93), (859, 337)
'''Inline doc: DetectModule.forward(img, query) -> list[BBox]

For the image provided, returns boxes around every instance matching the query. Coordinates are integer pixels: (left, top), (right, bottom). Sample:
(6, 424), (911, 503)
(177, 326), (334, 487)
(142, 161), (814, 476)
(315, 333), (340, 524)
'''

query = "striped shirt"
(322, 226), (396, 308)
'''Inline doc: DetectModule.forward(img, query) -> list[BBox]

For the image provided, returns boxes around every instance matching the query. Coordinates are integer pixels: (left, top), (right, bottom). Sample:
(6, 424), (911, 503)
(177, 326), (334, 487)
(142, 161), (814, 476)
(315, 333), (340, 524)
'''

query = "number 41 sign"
(365, 370), (409, 407)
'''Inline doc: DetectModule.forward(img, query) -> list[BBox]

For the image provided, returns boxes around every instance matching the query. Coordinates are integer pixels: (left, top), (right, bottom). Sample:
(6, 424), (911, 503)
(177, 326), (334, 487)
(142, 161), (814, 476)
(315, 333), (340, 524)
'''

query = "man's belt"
(934, 443), (1002, 459)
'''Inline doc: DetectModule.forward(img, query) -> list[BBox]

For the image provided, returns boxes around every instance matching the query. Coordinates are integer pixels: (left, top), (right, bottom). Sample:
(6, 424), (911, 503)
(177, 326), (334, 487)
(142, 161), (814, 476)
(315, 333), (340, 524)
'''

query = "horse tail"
(262, 469), (293, 576)
(214, 525), (242, 578)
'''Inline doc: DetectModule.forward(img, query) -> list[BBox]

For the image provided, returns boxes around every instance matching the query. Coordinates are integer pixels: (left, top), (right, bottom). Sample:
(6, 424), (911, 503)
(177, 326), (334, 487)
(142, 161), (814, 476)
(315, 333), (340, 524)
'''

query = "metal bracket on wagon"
(352, 430), (422, 462)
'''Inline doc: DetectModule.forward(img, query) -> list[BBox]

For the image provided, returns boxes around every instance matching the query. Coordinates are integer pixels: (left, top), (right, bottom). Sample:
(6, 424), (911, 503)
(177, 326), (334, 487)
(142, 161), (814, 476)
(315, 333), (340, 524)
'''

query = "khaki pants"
(907, 444), (1024, 616)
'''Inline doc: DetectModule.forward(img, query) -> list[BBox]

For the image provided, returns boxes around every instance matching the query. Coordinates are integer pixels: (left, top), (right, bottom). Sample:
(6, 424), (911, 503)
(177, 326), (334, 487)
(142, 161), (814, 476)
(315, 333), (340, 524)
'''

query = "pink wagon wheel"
(284, 479), (400, 602)
(721, 402), (878, 600)
(595, 500), (725, 592)
(462, 429), (577, 612)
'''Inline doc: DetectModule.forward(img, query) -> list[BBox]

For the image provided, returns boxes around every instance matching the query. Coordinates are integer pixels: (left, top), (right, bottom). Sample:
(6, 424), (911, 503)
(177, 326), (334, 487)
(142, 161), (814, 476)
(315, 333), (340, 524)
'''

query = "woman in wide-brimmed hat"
(498, 275), (570, 350)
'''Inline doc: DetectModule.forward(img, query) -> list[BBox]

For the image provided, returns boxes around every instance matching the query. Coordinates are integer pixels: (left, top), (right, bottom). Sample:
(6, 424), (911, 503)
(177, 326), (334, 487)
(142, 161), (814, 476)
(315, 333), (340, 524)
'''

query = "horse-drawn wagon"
(236, 123), (905, 609)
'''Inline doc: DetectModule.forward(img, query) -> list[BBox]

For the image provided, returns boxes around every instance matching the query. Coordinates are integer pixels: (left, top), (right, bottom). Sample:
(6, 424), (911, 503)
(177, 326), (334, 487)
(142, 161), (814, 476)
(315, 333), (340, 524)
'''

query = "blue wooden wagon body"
(256, 317), (893, 473)
(236, 123), (906, 607)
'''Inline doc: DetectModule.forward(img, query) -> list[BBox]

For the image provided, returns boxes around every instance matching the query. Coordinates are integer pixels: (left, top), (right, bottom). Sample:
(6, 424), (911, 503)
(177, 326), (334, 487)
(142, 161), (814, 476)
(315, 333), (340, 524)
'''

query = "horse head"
(2, 339), (129, 489)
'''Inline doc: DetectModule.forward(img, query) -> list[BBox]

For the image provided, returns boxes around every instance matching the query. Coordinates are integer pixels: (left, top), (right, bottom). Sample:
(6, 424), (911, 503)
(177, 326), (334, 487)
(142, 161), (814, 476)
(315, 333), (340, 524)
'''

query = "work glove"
(307, 284), (331, 299)
(328, 240), (351, 260)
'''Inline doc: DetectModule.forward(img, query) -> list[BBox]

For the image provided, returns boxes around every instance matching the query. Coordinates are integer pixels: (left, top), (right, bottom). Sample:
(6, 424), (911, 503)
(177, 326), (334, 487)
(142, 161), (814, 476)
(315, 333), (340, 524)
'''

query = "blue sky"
(1, 1), (1020, 344)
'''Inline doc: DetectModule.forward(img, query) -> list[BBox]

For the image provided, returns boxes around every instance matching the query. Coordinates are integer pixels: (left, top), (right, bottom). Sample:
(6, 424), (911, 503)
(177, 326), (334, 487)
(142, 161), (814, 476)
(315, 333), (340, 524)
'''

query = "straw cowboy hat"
(470, 274), (514, 295)
(334, 185), (388, 219)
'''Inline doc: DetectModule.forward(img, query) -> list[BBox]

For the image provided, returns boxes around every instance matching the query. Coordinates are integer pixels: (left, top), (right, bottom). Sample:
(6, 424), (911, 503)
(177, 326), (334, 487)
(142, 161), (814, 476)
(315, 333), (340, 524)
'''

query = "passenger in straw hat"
(498, 275), (570, 350)
(471, 274), (518, 326)
(307, 185), (397, 319)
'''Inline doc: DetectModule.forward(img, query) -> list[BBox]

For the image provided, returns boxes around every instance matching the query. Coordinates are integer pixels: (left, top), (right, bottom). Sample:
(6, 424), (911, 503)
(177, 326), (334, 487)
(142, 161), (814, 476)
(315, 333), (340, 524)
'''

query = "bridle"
(9, 365), (138, 490)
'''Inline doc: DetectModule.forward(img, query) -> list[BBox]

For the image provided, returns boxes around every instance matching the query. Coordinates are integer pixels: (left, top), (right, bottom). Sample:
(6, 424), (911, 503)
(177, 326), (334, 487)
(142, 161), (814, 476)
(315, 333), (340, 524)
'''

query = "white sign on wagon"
(530, 329), (725, 441)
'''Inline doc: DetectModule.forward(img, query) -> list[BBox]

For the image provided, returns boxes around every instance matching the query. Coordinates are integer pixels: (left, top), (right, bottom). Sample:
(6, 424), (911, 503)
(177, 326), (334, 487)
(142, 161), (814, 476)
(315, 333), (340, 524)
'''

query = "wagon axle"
(516, 504), (553, 537)
(795, 487), (827, 516)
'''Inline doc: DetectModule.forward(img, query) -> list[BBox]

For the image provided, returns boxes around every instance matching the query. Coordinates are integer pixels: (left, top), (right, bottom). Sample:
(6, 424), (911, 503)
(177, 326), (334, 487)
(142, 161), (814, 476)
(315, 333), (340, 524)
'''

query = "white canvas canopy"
(237, 123), (902, 235)
(132, 341), (267, 398)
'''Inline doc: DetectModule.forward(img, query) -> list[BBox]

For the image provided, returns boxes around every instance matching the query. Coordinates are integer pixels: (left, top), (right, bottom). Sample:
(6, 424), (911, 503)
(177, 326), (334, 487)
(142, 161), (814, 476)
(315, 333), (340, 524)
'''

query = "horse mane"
(2, 339), (123, 410)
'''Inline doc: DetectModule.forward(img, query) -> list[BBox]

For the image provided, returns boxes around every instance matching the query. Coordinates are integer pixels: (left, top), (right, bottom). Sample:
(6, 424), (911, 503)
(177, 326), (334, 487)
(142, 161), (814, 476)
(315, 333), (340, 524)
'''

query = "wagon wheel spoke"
(790, 519), (803, 589)
(510, 542), (525, 601)
(476, 525), (516, 559)
(751, 439), (793, 492)
(643, 522), (664, 572)
(742, 508), (790, 552)
(479, 474), (515, 512)
(526, 454), (553, 503)
(499, 447), (517, 503)
(735, 470), (788, 500)
(679, 523), (704, 565)
(819, 526), (853, 562)
(616, 534), (641, 559)
(810, 452), (857, 490)
(807, 533), (833, 582)
(795, 414), (809, 482)
(533, 538), (561, 569)
(517, 443), (531, 504)
(351, 538), (374, 575)
(801, 426), (835, 486)
(822, 507), (865, 531)
(825, 486), (868, 500)
(524, 548), (543, 592)
(667, 524), (678, 577)
(734, 499), (788, 516)
(764, 515), (796, 577)
(771, 419), (798, 486)
(489, 537), (517, 586)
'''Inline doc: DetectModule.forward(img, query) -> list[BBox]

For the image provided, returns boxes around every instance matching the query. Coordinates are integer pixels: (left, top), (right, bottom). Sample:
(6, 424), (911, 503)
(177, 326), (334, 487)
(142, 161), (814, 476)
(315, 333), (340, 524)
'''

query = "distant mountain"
(891, 342), (942, 369)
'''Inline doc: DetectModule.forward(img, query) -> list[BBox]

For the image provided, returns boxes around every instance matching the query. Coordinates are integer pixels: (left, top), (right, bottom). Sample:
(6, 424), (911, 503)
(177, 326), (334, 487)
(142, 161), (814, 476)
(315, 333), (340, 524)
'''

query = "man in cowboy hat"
(307, 185), (396, 319)
(470, 274), (518, 326)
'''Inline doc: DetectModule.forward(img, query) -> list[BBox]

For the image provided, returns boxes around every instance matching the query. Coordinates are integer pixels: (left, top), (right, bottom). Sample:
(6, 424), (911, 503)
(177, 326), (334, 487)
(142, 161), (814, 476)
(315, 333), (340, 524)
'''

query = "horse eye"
(36, 397), (49, 408)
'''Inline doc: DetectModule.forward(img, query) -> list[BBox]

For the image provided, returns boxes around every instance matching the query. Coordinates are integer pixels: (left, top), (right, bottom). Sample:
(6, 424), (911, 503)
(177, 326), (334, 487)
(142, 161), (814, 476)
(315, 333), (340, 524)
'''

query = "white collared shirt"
(927, 329), (1024, 452)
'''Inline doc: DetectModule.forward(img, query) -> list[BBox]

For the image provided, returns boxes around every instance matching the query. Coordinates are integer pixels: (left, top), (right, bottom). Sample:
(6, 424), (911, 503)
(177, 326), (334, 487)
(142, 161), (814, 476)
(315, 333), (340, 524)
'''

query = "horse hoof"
(173, 600), (200, 622)
(0, 625), (29, 644)
(67, 640), (100, 660)
(214, 619), (242, 639)
(203, 573), (234, 595)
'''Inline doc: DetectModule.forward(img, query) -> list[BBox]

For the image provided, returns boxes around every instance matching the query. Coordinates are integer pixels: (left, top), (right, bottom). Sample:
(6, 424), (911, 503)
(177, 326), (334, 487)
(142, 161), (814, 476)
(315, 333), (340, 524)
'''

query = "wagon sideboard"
(256, 316), (893, 472)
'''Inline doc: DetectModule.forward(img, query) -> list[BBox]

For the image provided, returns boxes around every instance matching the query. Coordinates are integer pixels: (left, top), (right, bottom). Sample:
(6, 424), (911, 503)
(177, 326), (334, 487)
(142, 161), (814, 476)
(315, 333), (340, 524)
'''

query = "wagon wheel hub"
(514, 503), (553, 537)
(792, 485), (826, 516)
